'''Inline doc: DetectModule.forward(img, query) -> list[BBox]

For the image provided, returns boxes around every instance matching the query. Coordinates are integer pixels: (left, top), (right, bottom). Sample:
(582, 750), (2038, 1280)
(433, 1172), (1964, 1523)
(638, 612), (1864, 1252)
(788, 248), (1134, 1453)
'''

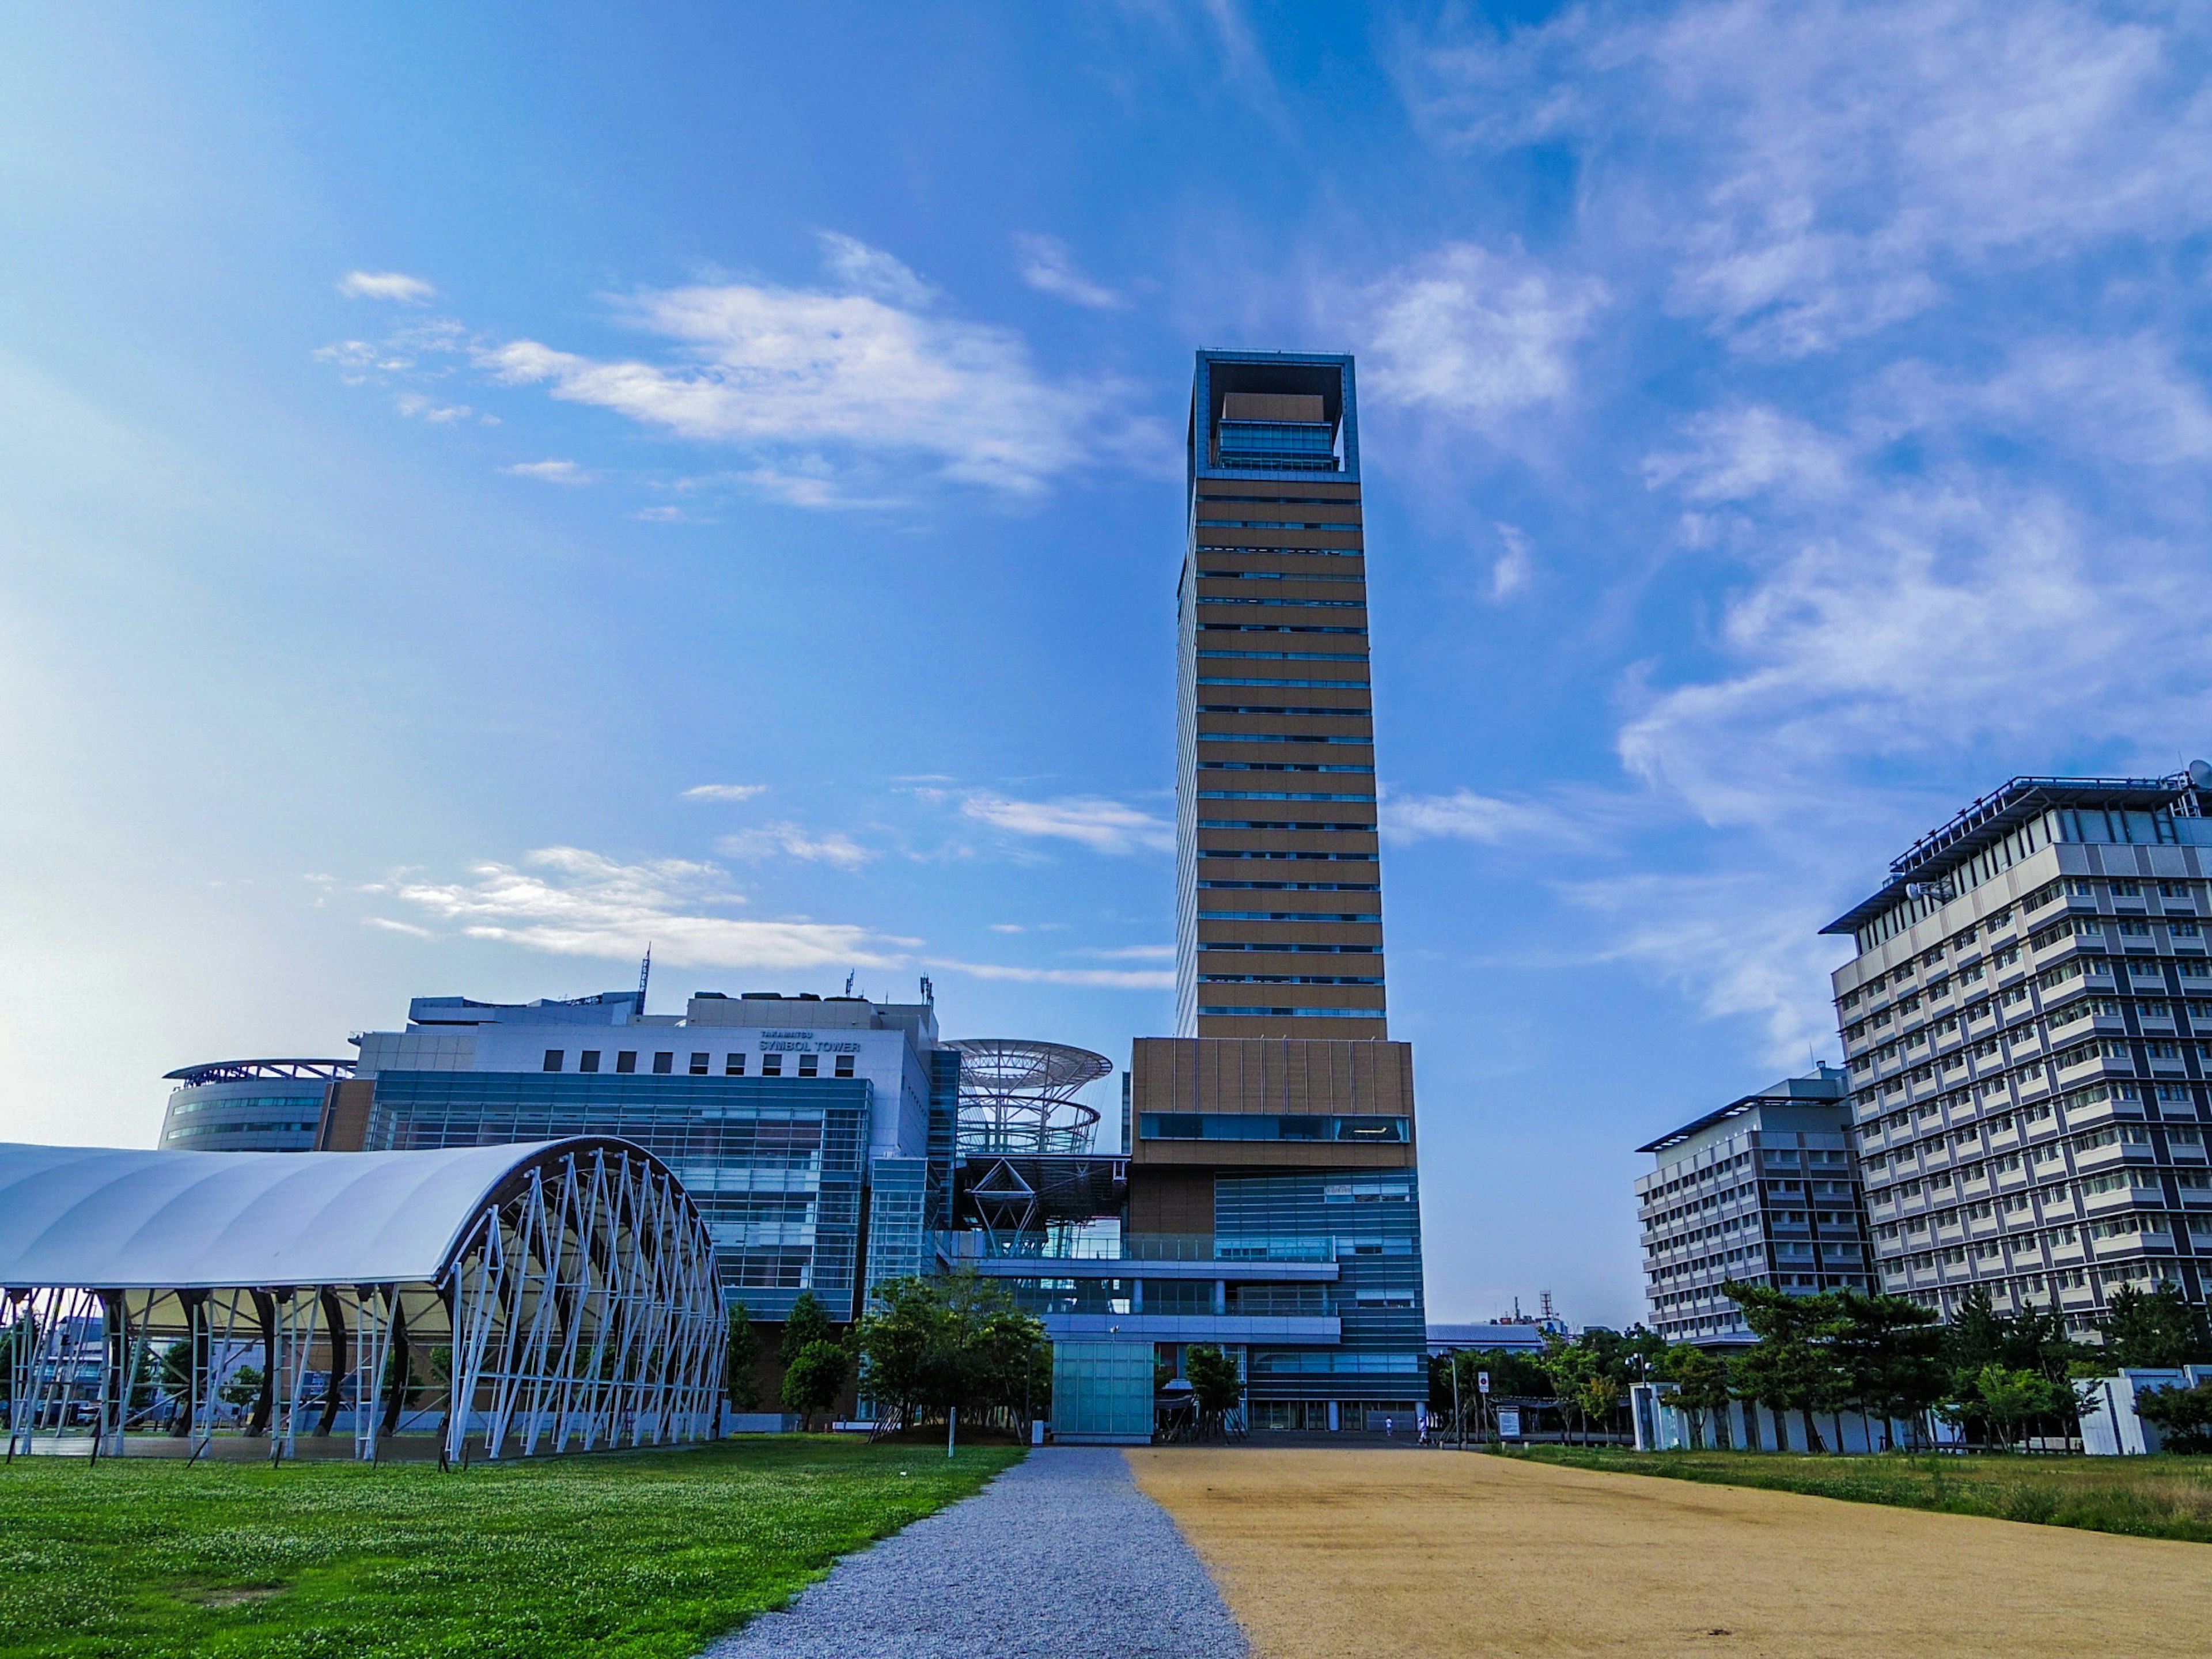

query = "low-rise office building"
(157, 1058), (355, 1153)
(1827, 770), (2212, 1330)
(325, 987), (957, 1321)
(1636, 1064), (1869, 1345)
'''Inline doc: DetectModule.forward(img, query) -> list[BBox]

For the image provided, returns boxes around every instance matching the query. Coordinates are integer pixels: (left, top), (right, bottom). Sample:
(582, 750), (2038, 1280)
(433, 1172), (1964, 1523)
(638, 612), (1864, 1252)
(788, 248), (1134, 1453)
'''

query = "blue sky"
(4, 2), (2210, 1325)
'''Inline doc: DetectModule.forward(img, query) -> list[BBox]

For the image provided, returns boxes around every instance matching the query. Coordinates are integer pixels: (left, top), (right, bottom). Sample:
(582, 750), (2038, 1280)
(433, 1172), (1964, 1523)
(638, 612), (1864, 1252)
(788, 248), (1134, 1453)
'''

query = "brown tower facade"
(1175, 352), (1384, 1040)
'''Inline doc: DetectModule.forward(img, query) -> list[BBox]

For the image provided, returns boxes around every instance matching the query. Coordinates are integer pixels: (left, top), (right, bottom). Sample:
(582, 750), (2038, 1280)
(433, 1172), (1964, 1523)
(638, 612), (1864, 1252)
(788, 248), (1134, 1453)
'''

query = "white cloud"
(716, 824), (874, 870)
(633, 505), (690, 522)
(1620, 468), (2210, 828)
(1014, 234), (1124, 309)
(1567, 872), (1845, 1066)
(1643, 406), (1853, 505)
(1875, 338), (2212, 469)
(338, 270), (436, 303)
(1381, 788), (1570, 846)
(363, 916), (433, 938)
(815, 232), (935, 307)
(395, 393), (471, 424)
(1490, 524), (1534, 599)
(929, 958), (1175, 989)
(1361, 242), (1607, 429)
(683, 783), (771, 802)
(476, 237), (1124, 496)
(1402, 2), (2212, 357)
(504, 458), (589, 483)
(392, 846), (911, 969)
(1082, 944), (1176, 960)
(960, 794), (1175, 854)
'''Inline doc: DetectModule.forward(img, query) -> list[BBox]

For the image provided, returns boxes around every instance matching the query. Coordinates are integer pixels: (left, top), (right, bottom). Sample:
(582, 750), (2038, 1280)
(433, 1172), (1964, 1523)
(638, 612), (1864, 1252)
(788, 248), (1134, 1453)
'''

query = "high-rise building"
(1634, 1065), (1869, 1346)
(1174, 353), (1382, 1037)
(324, 987), (958, 1321)
(1126, 350), (1429, 1434)
(1827, 770), (2212, 1332)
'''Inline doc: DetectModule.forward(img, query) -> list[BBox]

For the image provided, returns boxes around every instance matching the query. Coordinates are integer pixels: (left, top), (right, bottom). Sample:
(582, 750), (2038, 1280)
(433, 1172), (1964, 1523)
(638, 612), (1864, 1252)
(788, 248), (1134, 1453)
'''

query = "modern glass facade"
(365, 1071), (869, 1320)
(157, 1060), (353, 1153)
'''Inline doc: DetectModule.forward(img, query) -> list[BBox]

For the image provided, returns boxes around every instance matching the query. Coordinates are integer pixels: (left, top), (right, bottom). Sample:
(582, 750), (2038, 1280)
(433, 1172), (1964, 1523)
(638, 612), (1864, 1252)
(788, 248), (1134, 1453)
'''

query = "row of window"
(1196, 879), (1381, 891)
(1197, 566), (1363, 579)
(1201, 762), (1374, 774)
(1200, 942), (1381, 953)
(1195, 792), (1377, 804)
(1845, 881), (2209, 1009)
(1199, 910), (1381, 922)
(1198, 974), (1386, 986)
(1199, 851), (1378, 862)
(1200, 703), (1371, 718)
(540, 1048), (857, 1078)
(1196, 655), (1369, 670)
(1198, 596), (1365, 609)
(1198, 622), (1366, 636)
(1195, 732), (1370, 745)
(1196, 678), (1370, 690)
(1198, 1006), (1384, 1019)
(1196, 819), (1373, 832)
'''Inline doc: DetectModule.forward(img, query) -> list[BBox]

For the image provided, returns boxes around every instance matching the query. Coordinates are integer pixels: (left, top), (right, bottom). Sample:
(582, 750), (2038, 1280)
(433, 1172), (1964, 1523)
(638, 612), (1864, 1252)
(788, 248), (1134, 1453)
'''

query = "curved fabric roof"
(0, 1139), (648, 1290)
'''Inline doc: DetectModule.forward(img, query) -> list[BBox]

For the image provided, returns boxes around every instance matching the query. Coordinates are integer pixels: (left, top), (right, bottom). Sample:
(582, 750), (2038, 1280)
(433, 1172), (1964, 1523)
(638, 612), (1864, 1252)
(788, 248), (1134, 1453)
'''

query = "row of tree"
(1429, 1282), (2212, 1453)
(724, 1273), (1054, 1434)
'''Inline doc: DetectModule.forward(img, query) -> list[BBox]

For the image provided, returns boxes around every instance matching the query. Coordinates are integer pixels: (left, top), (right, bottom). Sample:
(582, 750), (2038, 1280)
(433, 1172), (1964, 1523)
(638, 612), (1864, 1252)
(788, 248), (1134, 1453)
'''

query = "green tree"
(724, 1302), (761, 1411)
(2134, 1379), (2212, 1453)
(219, 1365), (264, 1415)
(1183, 1344), (1244, 1438)
(779, 1290), (836, 1365)
(2100, 1284), (2212, 1369)
(781, 1340), (850, 1430)
(853, 1274), (1051, 1433)
(1830, 1290), (1947, 1450)
(1725, 1283), (1843, 1452)
(1660, 1344), (1733, 1449)
(1957, 1363), (2070, 1452)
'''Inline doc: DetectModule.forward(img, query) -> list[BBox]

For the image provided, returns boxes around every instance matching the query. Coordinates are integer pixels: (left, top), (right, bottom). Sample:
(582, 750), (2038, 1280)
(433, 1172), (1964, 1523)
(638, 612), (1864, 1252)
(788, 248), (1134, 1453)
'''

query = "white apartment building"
(1828, 770), (2212, 1332)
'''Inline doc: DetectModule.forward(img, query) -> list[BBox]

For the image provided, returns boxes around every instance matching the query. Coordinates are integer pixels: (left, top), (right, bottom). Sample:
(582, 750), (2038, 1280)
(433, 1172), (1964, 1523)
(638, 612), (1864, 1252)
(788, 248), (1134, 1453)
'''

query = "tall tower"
(1174, 352), (1384, 1039)
(1130, 350), (1427, 1437)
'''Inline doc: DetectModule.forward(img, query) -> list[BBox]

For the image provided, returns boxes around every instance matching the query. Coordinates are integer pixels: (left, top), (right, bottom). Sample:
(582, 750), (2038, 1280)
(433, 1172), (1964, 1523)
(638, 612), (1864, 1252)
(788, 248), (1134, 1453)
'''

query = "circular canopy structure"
(947, 1039), (1111, 1156)
(0, 1138), (724, 1464)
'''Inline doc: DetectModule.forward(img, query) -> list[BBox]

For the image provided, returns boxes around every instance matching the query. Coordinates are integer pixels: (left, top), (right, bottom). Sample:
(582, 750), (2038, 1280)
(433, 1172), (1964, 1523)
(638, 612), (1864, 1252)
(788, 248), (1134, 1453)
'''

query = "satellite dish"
(2190, 759), (2212, 791)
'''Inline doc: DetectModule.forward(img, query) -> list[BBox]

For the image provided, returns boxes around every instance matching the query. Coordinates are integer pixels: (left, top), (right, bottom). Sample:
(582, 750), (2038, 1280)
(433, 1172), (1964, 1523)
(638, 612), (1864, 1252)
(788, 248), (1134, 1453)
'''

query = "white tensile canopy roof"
(0, 1141), (582, 1290)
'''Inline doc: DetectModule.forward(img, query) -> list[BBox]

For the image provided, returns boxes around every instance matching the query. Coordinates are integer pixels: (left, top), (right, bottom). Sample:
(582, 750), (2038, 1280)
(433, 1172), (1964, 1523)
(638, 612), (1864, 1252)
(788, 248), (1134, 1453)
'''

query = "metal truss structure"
(1, 1138), (724, 1464)
(948, 1038), (1111, 1157)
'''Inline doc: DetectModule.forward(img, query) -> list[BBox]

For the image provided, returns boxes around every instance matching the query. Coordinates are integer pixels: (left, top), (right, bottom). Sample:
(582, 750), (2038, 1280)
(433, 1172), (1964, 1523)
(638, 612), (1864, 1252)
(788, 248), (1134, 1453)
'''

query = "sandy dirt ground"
(1128, 1448), (2212, 1659)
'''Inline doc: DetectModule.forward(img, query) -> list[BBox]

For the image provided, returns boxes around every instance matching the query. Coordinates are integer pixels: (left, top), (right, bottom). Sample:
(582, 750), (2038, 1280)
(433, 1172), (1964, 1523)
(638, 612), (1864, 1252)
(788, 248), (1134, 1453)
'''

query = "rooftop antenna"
(919, 975), (934, 1005)
(844, 971), (856, 997)
(636, 944), (652, 1015)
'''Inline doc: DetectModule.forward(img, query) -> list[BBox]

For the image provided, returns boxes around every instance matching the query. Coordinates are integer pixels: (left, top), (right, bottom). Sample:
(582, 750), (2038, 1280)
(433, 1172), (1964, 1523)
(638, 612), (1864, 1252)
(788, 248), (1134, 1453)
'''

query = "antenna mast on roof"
(637, 944), (652, 1015)
(844, 971), (856, 997)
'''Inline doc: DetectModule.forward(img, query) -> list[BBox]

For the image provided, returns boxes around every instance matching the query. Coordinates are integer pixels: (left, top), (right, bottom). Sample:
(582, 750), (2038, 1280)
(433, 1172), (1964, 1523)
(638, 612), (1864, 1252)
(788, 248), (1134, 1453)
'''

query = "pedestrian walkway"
(705, 1446), (1247, 1659)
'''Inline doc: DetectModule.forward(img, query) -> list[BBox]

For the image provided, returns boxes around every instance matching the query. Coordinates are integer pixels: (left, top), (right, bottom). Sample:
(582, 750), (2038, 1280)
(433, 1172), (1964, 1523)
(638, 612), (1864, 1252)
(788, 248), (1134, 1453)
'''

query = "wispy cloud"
(396, 393), (472, 425)
(505, 458), (590, 484)
(717, 824), (874, 869)
(1489, 524), (1534, 599)
(1360, 241), (1607, 432)
(391, 847), (912, 969)
(684, 783), (771, 802)
(1014, 234), (1124, 309)
(960, 793), (1175, 854)
(363, 916), (433, 938)
(1381, 788), (1571, 847)
(1400, 2), (2212, 357)
(338, 270), (435, 303)
(476, 235), (1150, 497)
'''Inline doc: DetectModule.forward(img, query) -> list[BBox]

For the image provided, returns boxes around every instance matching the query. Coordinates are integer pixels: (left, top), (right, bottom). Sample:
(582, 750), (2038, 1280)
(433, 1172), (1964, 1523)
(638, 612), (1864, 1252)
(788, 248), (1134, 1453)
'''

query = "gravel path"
(704, 1446), (1247, 1659)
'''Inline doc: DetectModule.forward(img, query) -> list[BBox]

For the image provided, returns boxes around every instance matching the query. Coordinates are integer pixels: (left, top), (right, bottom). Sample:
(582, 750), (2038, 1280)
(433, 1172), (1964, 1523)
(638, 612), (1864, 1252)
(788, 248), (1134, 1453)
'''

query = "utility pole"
(1452, 1358), (1463, 1452)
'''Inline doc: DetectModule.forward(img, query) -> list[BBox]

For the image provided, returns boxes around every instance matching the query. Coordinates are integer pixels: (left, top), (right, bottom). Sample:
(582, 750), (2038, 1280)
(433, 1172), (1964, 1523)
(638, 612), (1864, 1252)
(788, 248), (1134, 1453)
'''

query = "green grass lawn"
(0, 1437), (1023, 1658)
(1500, 1443), (2212, 1543)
